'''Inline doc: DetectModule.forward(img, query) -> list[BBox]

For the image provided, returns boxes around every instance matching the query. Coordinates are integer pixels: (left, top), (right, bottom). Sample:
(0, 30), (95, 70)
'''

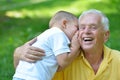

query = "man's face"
(78, 13), (108, 51)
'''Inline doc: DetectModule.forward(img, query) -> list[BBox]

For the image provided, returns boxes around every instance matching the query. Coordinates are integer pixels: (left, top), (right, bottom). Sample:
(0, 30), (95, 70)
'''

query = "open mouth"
(83, 37), (93, 42)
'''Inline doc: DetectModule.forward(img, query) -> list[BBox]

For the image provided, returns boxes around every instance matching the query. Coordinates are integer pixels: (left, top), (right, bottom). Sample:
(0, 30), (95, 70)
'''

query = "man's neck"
(84, 50), (103, 74)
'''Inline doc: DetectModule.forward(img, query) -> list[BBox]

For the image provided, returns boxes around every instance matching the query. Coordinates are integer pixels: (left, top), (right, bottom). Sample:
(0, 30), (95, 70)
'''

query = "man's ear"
(104, 31), (110, 42)
(62, 19), (67, 28)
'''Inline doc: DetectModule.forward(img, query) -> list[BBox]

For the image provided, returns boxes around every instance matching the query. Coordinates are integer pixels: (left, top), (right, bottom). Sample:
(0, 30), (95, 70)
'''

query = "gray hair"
(79, 9), (109, 31)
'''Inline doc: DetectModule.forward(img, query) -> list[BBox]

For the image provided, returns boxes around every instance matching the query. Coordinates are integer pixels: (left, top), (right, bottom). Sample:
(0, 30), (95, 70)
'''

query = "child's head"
(49, 11), (78, 40)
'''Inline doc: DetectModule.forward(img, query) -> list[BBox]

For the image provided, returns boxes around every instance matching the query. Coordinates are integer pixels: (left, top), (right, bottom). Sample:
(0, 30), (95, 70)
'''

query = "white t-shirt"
(13, 27), (70, 80)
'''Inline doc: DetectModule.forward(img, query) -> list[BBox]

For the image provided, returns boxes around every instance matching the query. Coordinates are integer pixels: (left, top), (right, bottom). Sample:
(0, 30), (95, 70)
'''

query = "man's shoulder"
(105, 46), (120, 57)
(111, 49), (120, 55)
(110, 49), (120, 60)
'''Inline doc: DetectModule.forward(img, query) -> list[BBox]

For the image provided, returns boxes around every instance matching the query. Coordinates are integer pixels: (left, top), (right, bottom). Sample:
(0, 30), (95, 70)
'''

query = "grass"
(0, 0), (120, 80)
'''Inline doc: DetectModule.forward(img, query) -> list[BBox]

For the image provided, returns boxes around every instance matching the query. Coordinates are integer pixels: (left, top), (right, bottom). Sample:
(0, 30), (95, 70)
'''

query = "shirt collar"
(79, 45), (113, 63)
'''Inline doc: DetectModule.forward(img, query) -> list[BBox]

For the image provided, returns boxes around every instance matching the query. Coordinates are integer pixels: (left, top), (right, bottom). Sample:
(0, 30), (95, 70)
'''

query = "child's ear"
(62, 20), (67, 28)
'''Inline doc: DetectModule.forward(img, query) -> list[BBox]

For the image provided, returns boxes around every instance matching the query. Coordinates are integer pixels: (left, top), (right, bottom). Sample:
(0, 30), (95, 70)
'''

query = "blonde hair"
(49, 11), (77, 28)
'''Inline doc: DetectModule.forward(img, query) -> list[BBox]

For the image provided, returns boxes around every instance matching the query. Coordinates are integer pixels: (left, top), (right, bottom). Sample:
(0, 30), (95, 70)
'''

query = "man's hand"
(13, 38), (45, 68)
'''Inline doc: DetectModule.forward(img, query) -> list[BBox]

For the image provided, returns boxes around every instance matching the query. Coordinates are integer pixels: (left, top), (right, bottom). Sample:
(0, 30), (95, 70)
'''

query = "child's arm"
(56, 31), (81, 71)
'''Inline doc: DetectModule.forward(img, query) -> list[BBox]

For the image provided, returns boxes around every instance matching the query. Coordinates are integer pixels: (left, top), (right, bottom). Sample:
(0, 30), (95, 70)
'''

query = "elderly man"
(13, 9), (120, 80)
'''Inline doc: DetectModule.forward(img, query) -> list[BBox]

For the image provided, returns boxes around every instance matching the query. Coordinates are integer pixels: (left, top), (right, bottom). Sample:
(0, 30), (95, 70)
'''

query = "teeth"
(83, 37), (93, 41)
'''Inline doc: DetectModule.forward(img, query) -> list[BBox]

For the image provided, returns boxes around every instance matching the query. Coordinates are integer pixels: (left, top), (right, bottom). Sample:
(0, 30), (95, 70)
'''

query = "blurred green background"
(0, 0), (120, 80)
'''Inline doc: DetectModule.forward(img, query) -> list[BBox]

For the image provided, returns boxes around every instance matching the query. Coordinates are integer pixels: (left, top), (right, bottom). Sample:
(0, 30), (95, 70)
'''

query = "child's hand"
(71, 31), (80, 50)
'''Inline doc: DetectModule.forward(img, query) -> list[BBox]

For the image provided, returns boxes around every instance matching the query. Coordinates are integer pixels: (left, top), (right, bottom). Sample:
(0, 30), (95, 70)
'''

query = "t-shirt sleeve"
(49, 32), (70, 56)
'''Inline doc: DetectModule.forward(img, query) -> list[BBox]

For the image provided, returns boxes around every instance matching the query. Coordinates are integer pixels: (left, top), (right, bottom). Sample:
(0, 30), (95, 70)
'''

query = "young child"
(13, 11), (80, 80)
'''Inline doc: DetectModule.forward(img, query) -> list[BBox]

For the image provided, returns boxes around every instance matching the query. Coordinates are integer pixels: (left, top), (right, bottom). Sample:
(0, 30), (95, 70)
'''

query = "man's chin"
(81, 45), (94, 51)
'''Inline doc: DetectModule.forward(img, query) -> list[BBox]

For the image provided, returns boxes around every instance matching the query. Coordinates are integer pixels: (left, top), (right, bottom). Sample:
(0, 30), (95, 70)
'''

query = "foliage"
(0, 0), (120, 80)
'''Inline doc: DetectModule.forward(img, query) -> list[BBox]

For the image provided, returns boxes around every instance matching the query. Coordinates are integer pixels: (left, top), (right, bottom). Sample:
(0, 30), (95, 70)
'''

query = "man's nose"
(84, 27), (91, 34)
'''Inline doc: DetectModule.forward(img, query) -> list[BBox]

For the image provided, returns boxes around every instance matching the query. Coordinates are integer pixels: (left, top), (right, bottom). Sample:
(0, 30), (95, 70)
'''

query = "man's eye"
(90, 25), (98, 30)
(79, 26), (85, 30)
(91, 26), (97, 30)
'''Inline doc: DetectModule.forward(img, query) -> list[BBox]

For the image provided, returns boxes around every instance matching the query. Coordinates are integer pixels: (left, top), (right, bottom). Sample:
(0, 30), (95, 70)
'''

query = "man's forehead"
(79, 14), (101, 24)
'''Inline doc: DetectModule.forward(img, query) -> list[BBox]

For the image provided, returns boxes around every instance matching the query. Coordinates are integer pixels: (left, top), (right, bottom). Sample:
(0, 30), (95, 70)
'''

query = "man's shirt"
(52, 46), (120, 80)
